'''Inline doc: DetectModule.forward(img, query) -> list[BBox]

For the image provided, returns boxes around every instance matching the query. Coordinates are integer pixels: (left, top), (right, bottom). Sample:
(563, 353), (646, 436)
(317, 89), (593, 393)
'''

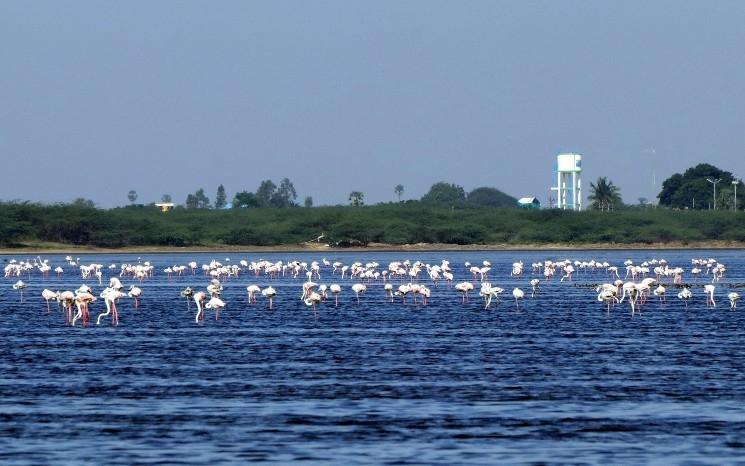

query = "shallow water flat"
(1, 250), (744, 464)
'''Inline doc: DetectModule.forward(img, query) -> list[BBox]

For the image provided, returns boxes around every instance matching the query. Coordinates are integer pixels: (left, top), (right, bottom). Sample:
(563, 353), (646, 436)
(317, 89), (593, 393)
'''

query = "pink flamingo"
(194, 292), (207, 322)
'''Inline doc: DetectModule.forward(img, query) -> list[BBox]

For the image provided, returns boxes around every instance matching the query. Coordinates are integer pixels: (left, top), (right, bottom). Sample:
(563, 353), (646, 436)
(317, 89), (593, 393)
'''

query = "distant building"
(517, 197), (541, 209)
(550, 153), (583, 210)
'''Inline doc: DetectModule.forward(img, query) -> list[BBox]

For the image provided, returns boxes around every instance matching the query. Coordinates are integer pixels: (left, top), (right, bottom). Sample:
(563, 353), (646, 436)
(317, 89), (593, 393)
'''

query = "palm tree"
(394, 184), (404, 202)
(589, 177), (622, 211)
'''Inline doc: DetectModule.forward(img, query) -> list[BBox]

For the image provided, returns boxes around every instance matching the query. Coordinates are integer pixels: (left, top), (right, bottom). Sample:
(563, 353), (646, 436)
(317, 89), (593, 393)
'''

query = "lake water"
(1, 249), (744, 464)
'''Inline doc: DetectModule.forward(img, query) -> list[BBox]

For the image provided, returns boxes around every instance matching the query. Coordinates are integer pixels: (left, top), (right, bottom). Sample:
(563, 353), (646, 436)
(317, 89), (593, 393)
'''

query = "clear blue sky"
(2, 1), (744, 207)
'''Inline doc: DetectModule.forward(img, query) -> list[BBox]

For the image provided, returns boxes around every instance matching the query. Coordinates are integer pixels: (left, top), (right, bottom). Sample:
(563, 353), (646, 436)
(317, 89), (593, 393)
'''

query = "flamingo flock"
(1, 254), (743, 327)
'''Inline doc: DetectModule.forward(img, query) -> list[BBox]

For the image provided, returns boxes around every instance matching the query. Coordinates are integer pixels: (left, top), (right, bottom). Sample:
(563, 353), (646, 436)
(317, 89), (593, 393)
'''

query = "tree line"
(125, 180), (518, 210)
(587, 163), (743, 211)
(2, 200), (744, 249)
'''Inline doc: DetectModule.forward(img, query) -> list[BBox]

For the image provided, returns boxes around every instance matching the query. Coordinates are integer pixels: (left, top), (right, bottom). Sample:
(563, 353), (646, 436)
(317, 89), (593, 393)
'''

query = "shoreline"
(1, 241), (743, 255)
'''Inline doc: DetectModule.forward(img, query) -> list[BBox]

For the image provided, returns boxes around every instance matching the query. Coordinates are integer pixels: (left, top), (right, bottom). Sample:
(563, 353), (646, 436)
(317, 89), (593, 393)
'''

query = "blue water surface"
(1, 249), (744, 464)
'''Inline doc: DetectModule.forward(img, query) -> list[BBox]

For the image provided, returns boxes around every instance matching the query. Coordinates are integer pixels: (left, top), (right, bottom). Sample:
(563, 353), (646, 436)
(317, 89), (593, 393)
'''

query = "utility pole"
(707, 178), (722, 210)
(734, 180), (739, 212)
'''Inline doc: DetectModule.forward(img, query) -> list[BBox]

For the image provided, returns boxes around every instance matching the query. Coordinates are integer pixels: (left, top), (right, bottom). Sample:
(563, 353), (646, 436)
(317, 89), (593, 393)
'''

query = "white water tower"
(551, 153), (582, 210)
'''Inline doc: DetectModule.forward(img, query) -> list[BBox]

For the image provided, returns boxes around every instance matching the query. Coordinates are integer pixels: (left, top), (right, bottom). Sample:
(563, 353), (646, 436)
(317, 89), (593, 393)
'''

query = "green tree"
(72, 198), (96, 208)
(467, 187), (517, 208)
(270, 178), (297, 208)
(161, 194), (173, 203)
(588, 177), (622, 211)
(349, 191), (364, 206)
(186, 189), (210, 209)
(421, 182), (466, 205)
(233, 191), (262, 208)
(215, 184), (227, 209)
(256, 180), (277, 207)
(304, 196), (313, 208)
(127, 190), (138, 204)
(185, 194), (198, 209)
(658, 163), (743, 209)
(394, 184), (404, 202)
(195, 188), (210, 209)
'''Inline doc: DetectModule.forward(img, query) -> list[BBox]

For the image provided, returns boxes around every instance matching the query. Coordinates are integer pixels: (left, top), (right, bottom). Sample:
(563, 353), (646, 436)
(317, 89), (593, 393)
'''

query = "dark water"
(1, 250), (745, 464)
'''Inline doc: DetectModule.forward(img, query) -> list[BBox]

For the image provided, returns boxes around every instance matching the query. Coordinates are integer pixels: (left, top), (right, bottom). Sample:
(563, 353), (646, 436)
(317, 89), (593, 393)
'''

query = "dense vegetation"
(1, 201), (744, 248)
(658, 163), (744, 210)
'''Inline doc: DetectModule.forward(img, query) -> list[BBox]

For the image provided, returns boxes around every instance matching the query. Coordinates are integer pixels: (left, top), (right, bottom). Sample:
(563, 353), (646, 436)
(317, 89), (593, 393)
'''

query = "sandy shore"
(1, 241), (743, 255)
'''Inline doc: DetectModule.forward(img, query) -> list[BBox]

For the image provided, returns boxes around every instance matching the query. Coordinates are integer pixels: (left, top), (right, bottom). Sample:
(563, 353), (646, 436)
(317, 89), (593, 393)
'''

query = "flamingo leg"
(112, 301), (118, 326)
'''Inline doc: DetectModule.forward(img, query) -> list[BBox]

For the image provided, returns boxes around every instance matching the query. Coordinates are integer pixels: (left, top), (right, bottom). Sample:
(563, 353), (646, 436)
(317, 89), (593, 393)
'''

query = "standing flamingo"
(384, 283), (394, 302)
(13, 280), (27, 303)
(180, 287), (194, 311)
(41, 289), (59, 313)
(653, 285), (666, 303)
(513, 287), (524, 310)
(262, 286), (276, 310)
(704, 284), (716, 308)
(304, 291), (322, 317)
(205, 295), (226, 320)
(598, 289), (618, 313)
(454, 282), (473, 304)
(59, 291), (75, 324)
(128, 285), (142, 308)
(351, 283), (366, 304)
(530, 279), (540, 298)
(329, 284), (341, 307)
(246, 285), (261, 304)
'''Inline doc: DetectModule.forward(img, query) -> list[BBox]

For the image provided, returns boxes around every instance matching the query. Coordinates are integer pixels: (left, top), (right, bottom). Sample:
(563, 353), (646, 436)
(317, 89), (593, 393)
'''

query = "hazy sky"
(2, 1), (744, 207)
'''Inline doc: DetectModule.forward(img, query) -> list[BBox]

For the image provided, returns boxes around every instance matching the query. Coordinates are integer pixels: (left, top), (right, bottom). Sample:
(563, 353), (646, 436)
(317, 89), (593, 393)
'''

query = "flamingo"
(391, 283), (407, 304)
(416, 285), (431, 305)
(246, 285), (261, 304)
(13, 280), (27, 303)
(180, 286), (194, 310)
(128, 285), (142, 308)
(530, 279), (540, 298)
(301, 280), (318, 301)
(262, 286), (276, 309)
(59, 290), (75, 324)
(97, 287), (125, 326)
(677, 287), (693, 309)
(598, 289), (619, 313)
(205, 295), (226, 320)
(704, 284), (716, 308)
(329, 284), (341, 307)
(194, 291), (207, 322)
(41, 289), (59, 313)
(351, 283), (366, 304)
(653, 285), (666, 303)
(109, 277), (124, 291)
(72, 292), (96, 327)
(207, 279), (223, 297)
(454, 282), (473, 303)
(304, 291), (322, 316)
(480, 283), (503, 309)
(512, 287), (524, 310)
(384, 283), (394, 302)
(729, 292), (740, 310)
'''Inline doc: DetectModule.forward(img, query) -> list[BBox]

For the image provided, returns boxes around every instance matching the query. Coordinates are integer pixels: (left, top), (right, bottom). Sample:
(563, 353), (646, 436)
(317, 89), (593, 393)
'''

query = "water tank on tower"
(551, 153), (582, 210)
